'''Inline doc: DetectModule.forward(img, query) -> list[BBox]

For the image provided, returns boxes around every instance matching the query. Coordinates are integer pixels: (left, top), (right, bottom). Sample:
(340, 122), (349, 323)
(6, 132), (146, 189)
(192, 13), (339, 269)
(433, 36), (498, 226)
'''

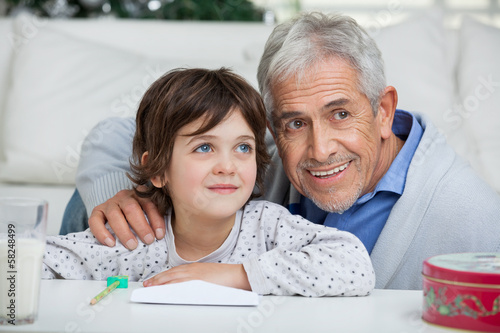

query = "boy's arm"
(42, 228), (166, 281)
(142, 262), (252, 291)
(243, 206), (375, 296)
(42, 230), (125, 280)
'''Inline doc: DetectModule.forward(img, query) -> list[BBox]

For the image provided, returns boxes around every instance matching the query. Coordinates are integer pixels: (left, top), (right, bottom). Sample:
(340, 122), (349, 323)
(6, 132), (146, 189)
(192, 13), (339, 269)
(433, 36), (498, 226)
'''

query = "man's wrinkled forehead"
(270, 59), (360, 113)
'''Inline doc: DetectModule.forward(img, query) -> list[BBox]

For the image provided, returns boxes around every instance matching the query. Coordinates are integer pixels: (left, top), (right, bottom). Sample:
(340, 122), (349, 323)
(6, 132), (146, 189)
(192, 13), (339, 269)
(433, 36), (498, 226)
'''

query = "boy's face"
(156, 109), (257, 223)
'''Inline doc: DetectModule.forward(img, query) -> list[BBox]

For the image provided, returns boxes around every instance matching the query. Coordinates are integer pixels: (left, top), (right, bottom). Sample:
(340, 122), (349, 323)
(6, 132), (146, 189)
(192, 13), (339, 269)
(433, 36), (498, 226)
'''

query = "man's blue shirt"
(288, 110), (423, 253)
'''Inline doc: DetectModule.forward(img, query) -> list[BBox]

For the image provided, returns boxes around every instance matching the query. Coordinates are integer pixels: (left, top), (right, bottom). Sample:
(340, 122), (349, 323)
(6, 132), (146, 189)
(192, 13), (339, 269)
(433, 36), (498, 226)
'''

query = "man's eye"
(286, 120), (304, 130)
(236, 144), (252, 153)
(195, 144), (212, 153)
(333, 111), (349, 120)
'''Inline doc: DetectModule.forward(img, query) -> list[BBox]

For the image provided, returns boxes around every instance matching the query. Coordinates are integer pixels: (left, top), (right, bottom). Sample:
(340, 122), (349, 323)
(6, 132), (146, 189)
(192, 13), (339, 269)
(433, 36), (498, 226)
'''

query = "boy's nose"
(213, 154), (236, 175)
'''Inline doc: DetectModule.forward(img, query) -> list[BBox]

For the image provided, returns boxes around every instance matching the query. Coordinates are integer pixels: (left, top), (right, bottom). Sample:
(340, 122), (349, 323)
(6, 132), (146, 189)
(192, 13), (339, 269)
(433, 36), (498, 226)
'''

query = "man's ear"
(377, 86), (398, 140)
(267, 120), (277, 140)
(141, 151), (165, 188)
(267, 120), (282, 158)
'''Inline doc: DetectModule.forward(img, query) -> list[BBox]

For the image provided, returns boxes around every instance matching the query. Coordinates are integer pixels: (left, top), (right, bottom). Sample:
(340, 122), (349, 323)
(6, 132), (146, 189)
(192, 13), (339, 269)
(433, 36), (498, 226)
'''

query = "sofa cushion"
(458, 17), (500, 193)
(0, 23), (155, 184)
(371, 11), (455, 132)
(0, 19), (14, 163)
(0, 16), (263, 185)
(371, 10), (480, 175)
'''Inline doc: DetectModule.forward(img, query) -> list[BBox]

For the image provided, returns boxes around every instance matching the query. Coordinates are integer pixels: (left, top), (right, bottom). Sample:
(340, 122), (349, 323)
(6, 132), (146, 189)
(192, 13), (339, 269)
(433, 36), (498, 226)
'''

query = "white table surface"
(1, 280), (451, 333)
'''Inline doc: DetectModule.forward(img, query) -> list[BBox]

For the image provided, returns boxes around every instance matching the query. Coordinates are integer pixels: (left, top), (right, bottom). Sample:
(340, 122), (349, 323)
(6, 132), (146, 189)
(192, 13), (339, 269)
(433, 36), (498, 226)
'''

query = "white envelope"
(130, 280), (260, 306)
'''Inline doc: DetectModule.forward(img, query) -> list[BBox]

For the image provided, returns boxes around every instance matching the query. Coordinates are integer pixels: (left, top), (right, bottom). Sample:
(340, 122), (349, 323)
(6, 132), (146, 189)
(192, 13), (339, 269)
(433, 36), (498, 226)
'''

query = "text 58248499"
(3, 223), (17, 325)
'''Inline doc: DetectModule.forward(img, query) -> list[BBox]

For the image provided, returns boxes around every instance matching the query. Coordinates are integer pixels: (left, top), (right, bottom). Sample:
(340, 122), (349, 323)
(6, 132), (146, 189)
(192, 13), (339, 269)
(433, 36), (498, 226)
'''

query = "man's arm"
(76, 117), (134, 215)
(75, 117), (164, 249)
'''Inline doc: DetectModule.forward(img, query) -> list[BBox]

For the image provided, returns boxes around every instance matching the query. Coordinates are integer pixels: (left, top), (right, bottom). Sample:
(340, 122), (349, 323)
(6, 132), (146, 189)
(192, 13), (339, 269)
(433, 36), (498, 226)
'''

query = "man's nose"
(308, 123), (338, 162)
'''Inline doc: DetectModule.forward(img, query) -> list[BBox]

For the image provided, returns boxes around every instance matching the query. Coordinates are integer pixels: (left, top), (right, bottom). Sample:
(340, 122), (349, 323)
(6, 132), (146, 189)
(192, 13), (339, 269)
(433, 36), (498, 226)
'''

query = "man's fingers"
(88, 209), (116, 247)
(86, 189), (162, 250)
(139, 197), (165, 240)
(119, 196), (156, 245)
(105, 206), (141, 249)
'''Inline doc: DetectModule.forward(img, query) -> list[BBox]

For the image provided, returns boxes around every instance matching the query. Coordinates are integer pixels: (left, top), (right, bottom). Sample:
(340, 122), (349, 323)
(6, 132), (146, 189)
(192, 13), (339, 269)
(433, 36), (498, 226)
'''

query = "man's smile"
(308, 161), (350, 179)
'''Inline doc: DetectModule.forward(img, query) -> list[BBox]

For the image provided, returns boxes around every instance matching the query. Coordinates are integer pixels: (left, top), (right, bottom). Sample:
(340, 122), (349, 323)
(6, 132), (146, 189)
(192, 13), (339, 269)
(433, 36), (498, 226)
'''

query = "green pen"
(90, 275), (128, 305)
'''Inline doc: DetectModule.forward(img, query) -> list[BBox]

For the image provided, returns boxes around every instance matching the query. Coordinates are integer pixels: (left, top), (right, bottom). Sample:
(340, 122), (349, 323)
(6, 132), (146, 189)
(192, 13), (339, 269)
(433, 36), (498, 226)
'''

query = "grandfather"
(63, 12), (500, 290)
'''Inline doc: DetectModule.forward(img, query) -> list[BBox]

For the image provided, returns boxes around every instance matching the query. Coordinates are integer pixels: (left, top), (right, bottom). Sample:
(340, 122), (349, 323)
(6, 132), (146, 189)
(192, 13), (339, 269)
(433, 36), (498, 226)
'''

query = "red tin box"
(422, 253), (500, 332)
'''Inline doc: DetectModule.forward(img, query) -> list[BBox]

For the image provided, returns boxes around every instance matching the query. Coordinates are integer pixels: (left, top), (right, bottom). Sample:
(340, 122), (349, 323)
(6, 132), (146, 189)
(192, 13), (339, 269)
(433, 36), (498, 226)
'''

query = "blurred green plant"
(6, 0), (266, 20)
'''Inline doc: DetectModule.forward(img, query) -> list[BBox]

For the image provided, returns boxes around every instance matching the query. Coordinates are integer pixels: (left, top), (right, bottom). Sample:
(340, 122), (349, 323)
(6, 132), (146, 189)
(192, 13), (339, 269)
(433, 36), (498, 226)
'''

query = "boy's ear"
(142, 151), (165, 188)
(141, 151), (149, 165)
(151, 176), (164, 188)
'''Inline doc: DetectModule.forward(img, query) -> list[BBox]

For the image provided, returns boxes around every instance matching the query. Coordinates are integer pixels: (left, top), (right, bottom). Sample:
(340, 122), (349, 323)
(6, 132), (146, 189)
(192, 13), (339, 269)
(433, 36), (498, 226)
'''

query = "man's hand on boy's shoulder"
(89, 187), (165, 250)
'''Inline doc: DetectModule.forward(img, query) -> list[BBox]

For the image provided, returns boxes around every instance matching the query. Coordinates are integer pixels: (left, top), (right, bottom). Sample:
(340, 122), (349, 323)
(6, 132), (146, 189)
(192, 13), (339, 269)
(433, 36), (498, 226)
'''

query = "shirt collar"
(356, 110), (423, 204)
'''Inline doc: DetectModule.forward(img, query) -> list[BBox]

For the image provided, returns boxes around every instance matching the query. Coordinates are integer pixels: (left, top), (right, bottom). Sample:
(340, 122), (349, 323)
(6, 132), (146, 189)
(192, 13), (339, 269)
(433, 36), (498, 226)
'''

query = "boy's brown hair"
(128, 67), (270, 215)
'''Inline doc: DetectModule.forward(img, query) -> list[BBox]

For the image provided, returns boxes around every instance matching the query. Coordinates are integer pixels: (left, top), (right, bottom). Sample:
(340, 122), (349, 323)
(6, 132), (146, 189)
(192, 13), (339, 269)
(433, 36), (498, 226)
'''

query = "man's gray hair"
(257, 12), (386, 128)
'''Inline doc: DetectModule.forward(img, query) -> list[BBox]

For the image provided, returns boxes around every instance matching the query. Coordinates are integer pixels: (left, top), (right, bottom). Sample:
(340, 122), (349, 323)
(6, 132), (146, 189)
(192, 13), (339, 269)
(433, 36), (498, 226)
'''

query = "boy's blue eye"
(195, 144), (212, 153)
(236, 144), (251, 153)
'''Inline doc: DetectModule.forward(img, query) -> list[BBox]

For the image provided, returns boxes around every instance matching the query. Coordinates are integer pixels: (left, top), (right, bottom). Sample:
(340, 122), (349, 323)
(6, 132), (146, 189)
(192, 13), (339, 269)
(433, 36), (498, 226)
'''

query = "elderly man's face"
(271, 59), (393, 213)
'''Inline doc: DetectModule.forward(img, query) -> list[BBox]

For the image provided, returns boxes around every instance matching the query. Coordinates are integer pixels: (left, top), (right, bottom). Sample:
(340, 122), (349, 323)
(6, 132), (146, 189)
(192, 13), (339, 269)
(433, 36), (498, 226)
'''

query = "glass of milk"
(0, 197), (47, 325)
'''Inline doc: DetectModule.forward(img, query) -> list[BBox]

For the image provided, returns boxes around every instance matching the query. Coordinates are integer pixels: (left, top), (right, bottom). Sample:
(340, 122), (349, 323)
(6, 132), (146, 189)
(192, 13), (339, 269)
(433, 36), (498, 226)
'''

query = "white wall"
(253, 0), (500, 28)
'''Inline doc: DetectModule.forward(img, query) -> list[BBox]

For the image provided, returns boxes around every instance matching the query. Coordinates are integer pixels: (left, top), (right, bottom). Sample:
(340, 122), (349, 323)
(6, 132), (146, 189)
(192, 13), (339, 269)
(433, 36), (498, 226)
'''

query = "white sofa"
(1, 11), (499, 235)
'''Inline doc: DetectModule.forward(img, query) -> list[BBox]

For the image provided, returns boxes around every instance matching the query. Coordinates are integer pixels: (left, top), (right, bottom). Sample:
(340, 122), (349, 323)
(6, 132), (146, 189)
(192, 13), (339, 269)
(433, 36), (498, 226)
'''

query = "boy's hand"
(88, 188), (165, 250)
(143, 263), (251, 291)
